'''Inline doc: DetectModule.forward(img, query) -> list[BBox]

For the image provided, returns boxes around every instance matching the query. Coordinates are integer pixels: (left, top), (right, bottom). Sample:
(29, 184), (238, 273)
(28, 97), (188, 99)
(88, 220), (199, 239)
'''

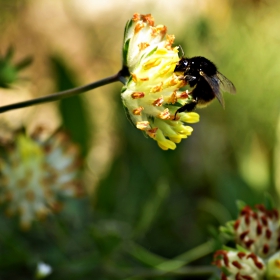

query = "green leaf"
(236, 200), (247, 212)
(263, 193), (274, 210)
(0, 47), (33, 88)
(123, 19), (133, 41)
(50, 56), (91, 157)
(122, 39), (130, 67)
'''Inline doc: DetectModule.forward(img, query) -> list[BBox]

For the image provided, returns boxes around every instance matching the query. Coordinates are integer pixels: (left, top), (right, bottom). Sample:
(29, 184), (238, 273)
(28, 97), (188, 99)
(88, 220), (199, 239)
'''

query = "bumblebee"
(174, 56), (236, 115)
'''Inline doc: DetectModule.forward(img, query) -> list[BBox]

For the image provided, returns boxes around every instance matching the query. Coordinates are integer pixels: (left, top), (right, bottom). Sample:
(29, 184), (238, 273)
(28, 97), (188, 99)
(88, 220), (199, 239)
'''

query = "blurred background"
(0, 0), (280, 279)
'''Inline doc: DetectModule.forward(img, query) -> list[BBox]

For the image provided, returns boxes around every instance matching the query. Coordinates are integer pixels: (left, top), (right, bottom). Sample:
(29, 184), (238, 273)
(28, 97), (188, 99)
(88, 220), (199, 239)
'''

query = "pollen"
(133, 107), (144, 115)
(165, 34), (175, 49)
(179, 91), (189, 99)
(131, 92), (145, 99)
(143, 14), (154, 26)
(158, 108), (170, 120)
(131, 73), (137, 82)
(140, 77), (149, 81)
(153, 97), (164, 106)
(168, 91), (177, 104)
(156, 25), (167, 34)
(132, 13), (141, 22)
(136, 121), (149, 130)
(134, 22), (145, 34)
(146, 128), (158, 138)
(151, 25), (167, 37)
(150, 82), (163, 93)
(166, 34), (175, 44)
(168, 76), (178, 85)
(138, 42), (150, 51)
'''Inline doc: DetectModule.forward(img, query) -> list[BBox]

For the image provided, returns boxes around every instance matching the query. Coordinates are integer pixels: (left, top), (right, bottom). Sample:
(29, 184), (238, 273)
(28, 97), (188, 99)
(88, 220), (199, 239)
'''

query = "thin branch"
(0, 71), (126, 114)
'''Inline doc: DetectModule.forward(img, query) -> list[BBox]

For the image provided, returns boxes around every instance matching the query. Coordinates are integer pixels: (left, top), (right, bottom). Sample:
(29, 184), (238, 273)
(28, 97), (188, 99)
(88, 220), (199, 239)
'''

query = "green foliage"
(0, 47), (32, 88)
(51, 56), (92, 157)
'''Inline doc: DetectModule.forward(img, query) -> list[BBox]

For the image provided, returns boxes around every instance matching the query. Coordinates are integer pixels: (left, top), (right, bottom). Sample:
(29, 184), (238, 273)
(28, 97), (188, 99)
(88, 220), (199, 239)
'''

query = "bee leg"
(183, 75), (196, 82)
(174, 99), (197, 119)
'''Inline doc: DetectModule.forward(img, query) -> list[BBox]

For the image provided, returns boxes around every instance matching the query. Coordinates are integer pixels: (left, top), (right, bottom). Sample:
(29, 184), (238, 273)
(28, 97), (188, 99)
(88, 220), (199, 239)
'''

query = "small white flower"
(36, 262), (52, 279)
(121, 13), (199, 150)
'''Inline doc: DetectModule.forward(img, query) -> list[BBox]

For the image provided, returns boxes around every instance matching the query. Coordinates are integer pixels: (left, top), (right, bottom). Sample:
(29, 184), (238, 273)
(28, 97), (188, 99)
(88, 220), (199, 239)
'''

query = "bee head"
(174, 58), (189, 73)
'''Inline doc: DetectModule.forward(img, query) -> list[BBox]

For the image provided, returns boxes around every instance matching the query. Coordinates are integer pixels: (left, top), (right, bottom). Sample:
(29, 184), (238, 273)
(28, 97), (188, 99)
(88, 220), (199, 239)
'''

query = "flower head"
(233, 205), (280, 259)
(213, 249), (266, 280)
(121, 13), (199, 150)
(216, 203), (280, 279)
(0, 128), (82, 229)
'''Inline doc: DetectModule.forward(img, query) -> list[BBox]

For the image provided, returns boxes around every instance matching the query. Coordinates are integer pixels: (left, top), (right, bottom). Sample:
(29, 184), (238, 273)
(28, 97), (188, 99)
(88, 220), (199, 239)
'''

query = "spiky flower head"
(213, 249), (266, 280)
(0, 129), (82, 229)
(232, 205), (280, 259)
(121, 13), (199, 150)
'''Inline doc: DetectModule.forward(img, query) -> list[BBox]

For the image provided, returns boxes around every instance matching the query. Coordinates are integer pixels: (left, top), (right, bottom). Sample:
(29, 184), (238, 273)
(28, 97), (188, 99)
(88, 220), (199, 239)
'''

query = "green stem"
(127, 239), (215, 277)
(0, 70), (126, 114)
(117, 266), (217, 280)
(127, 242), (167, 267)
(155, 239), (215, 271)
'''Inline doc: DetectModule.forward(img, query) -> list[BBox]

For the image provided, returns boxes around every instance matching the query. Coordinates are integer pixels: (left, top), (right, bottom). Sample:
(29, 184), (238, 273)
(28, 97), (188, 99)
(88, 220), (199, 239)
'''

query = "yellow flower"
(121, 13), (199, 150)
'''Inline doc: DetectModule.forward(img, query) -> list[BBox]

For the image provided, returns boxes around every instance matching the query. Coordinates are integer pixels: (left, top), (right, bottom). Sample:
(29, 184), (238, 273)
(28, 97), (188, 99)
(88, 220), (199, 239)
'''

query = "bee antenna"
(178, 45), (184, 57)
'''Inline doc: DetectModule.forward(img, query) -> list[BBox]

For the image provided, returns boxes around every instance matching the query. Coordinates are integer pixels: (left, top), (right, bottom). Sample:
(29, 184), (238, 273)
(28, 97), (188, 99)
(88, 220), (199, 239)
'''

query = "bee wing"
(200, 71), (236, 108)
(216, 72), (236, 95)
(200, 71), (225, 108)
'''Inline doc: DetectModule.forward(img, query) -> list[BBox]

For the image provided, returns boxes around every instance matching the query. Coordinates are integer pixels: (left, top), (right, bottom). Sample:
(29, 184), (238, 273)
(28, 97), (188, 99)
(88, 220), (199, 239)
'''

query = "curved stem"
(155, 239), (215, 271)
(117, 266), (217, 280)
(128, 239), (215, 271)
(0, 71), (126, 114)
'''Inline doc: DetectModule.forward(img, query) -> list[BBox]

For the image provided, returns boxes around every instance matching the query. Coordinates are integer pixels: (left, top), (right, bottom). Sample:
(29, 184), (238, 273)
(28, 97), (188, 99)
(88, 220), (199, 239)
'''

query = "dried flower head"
(213, 249), (266, 280)
(233, 205), (280, 259)
(121, 13), (199, 150)
(0, 129), (82, 229)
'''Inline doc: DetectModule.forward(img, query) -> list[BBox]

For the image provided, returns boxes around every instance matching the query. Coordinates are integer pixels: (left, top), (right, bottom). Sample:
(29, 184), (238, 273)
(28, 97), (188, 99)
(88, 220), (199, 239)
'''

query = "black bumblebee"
(174, 56), (236, 115)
